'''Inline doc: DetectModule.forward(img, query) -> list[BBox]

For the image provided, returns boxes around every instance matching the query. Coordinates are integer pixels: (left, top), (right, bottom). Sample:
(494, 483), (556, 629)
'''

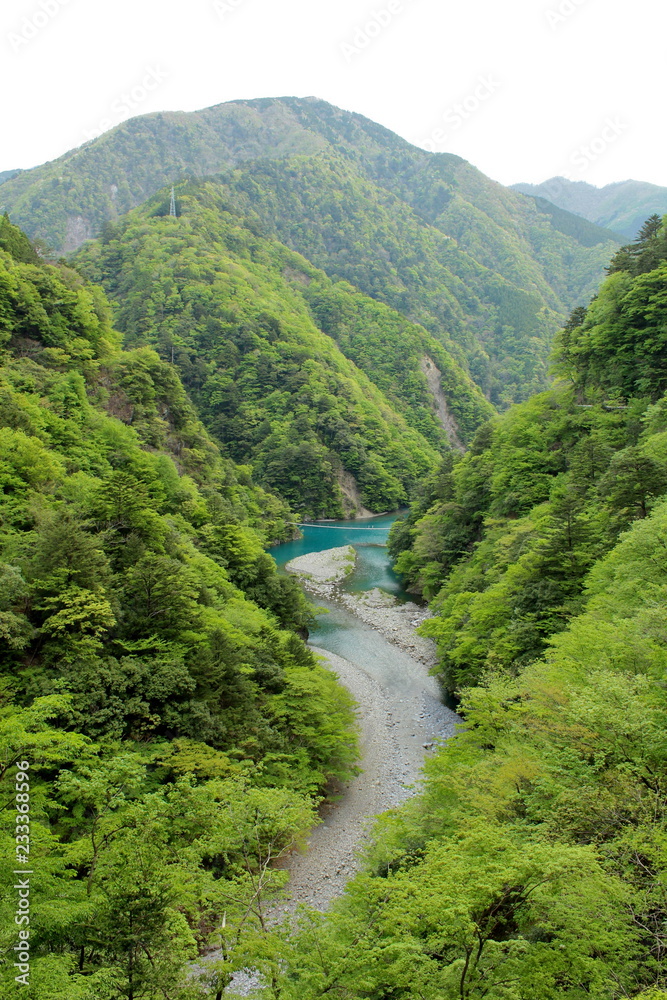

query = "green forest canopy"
(0, 96), (619, 408)
(0, 222), (359, 997)
(258, 216), (667, 997)
(74, 181), (492, 517)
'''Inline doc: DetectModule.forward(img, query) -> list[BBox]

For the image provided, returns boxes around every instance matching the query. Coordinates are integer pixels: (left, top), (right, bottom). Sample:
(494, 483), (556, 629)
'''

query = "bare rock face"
(420, 354), (465, 452)
(63, 214), (94, 253)
(337, 470), (376, 519)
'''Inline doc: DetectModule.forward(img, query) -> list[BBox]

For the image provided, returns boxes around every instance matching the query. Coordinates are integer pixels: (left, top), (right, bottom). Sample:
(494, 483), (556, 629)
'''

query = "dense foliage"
(0, 213), (39, 265)
(554, 215), (667, 399)
(74, 182), (491, 517)
(513, 177), (667, 240)
(0, 97), (618, 406)
(2, 143), (665, 995)
(210, 143), (618, 406)
(390, 216), (667, 693)
(0, 226), (359, 997)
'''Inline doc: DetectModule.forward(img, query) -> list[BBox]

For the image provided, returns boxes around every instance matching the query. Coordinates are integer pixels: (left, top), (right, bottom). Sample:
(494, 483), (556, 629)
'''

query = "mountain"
(3, 153), (667, 996)
(194, 149), (618, 407)
(73, 180), (492, 518)
(512, 176), (667, 239)
(0, 168), (19, 185)
(260, 216), (667, 1000)
(0, 97), (620, 407)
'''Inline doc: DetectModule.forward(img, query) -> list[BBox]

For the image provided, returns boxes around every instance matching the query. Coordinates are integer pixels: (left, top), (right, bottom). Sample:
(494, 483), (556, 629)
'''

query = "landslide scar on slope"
(420, 355), (465, 453)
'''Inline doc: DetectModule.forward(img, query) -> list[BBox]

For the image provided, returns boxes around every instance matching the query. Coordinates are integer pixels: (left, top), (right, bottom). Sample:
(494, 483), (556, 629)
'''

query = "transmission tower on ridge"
(169, 186), (177, 217)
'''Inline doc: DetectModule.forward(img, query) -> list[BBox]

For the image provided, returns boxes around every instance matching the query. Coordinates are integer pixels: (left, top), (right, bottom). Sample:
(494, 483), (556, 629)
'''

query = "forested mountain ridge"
(73, 181), (492, 517)
(0, 218), (360, 996)
(0, 96), (619, 406)
(1, 194), (667, 995)
(0, 169), (19, 186)
(513, 176), (667, 240)
(195, 150), (615, 406)
(390, 214), (667, 693)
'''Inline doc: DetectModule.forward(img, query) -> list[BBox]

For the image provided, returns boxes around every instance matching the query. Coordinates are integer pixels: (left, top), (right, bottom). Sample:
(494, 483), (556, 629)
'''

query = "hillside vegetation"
(0, 221), (359, 997)
(513, 176), (667, 239)
(1, 119), (665, 995)
(390, 216), (667, 692)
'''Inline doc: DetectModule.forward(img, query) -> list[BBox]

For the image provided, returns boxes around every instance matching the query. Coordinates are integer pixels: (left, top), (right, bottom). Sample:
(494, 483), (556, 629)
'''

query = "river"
(220, 515), (458, 994)
(273, 512), (410, 599)
(268, 513), (459, 914)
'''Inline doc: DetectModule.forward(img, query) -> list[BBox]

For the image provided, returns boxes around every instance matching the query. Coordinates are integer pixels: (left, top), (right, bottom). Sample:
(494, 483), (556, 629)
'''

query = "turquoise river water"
(272, 512), (410, 599)
(255, 514), (458, 924)
(271, 511), (426, 671)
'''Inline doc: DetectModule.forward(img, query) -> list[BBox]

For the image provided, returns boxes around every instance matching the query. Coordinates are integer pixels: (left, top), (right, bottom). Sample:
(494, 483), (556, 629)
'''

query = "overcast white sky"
(1, 0), (665, 189)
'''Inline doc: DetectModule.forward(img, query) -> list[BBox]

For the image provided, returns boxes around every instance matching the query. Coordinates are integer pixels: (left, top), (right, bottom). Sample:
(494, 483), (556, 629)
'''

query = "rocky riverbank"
(276, 549), (456, 906)
(286, 547), (438, 668)
(338, 588), (437, 666)
(272, 641), (456, 915)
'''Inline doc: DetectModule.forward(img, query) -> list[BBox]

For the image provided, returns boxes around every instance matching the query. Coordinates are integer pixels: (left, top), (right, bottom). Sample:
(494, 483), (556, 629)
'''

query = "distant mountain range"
(512, 177), (667, 240)
(0, 97), (623, 411)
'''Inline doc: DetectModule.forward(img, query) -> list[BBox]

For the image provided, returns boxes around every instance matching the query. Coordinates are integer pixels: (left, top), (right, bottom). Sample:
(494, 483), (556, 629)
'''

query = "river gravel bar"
(339, 588), (437, 666)
(286, 547), (437, 667)
(285, 545), (356, 584)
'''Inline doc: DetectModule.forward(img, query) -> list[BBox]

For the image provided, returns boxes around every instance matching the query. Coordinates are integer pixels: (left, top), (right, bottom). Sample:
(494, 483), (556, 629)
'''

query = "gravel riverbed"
(213, 548), (459, 995)
(272, 642), (457, 915)
(278, 547), (458, 912)
(285, 544), (356, 585)
(287, 545), (437, 666)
